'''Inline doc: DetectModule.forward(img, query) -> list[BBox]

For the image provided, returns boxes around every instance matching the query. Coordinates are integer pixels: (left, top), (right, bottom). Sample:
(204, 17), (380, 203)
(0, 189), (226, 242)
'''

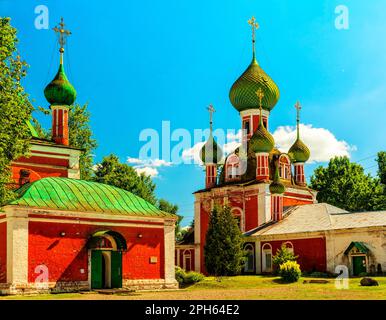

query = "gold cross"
(207, 104), (215, 131)
(248, 16), (259, 55)
(53, 17), (71, 50)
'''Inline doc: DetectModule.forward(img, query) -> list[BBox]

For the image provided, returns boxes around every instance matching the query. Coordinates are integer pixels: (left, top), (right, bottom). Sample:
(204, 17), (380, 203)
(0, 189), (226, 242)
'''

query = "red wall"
(28, 221), (164, 283)
(244, 195), (258, 231)
(262, 237), (327, 272)
(0, 222), (6, 283)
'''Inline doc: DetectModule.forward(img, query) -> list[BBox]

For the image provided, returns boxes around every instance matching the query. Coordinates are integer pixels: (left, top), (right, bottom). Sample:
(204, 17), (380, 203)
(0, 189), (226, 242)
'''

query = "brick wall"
(28, 221), (165, 283)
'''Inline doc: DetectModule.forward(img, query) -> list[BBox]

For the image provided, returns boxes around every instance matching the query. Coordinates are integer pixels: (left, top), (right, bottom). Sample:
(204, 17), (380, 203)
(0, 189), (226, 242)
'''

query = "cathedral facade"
(176, 18), (386, 277)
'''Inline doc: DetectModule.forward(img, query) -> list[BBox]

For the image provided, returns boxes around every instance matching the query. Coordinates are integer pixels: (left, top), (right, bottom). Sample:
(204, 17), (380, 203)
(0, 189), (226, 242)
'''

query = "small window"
(244, 120), (250, 135)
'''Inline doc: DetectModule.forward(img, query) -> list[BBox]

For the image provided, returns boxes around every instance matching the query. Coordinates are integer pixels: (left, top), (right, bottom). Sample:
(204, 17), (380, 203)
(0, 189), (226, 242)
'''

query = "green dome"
(288, 138), (310, 163)
(249, 118), (275, 154)
(44, 64), (76, 106)
(229, 57), (280, 112)
(269, 164), (285, 194)
(200, 134), (223, 164)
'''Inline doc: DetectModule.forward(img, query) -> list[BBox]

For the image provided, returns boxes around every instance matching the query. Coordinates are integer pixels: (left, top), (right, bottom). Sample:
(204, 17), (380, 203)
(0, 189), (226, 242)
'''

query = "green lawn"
(1, 276), (385, 300)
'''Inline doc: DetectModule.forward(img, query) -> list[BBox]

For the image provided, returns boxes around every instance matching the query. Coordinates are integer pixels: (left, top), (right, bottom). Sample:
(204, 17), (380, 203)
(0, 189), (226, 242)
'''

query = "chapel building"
(0, 19), (177, 295)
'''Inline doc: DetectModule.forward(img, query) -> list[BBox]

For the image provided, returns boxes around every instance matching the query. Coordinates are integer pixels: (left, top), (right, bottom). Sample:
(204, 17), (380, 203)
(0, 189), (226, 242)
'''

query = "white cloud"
(126, 157), (172, 167)
(273, 124), (356, 163)
(134, 167), (159, 177)
(126, 157), (173, 178)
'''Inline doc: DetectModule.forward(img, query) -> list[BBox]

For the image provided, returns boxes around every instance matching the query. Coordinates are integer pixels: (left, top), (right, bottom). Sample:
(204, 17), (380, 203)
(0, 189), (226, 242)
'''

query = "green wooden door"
(91, 250), (103, 289)
(111, 251), (122, 288)
(353, 256), (366, 276)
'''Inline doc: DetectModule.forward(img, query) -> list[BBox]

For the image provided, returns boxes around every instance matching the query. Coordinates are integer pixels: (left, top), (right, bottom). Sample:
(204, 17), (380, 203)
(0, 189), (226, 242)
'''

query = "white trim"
(240, 109), (270, 118)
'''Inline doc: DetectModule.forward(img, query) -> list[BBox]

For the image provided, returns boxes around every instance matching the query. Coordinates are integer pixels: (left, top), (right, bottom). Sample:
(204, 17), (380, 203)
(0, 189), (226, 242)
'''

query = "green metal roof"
(9, 177), (174, 218)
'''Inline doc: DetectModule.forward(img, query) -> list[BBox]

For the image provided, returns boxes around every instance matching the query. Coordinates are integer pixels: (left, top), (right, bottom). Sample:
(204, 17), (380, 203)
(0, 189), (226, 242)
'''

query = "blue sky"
(1, 0), (385, 225)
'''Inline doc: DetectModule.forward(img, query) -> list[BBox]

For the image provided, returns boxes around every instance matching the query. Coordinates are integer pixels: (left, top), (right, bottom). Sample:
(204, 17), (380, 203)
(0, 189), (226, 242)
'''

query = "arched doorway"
(87, 230), (127, 289)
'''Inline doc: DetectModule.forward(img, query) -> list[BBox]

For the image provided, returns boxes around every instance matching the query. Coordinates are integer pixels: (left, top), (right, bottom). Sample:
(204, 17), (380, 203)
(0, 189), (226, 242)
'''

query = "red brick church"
(176, 18), (386, 277)
(0, 19), (177, 295)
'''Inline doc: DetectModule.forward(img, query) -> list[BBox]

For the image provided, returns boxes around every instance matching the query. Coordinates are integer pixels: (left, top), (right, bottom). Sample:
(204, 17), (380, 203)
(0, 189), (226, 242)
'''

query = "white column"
(164, 219), (178, 287)
(7, 210), (29, 286)
(194, 198), (201, 272)
(255, 240), (261, 274)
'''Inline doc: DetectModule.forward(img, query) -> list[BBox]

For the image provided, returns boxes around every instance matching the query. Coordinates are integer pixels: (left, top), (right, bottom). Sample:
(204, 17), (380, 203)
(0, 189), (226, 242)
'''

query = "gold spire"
(247, 16), (259, 58)
(53, 17), (71, 65)
(207, 104), (215, 132)
(295, 101), (301, 139)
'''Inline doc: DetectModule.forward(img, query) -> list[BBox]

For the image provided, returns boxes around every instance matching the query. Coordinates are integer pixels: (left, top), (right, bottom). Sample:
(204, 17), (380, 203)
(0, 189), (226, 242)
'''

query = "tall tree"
(0, 18), (33, 205)
(158, 199), (182, 238)
(204, 205), (244, 276)
(377, 151), (386, 186)
(92, 154), (157, 205)
(310, 156), (384, 211)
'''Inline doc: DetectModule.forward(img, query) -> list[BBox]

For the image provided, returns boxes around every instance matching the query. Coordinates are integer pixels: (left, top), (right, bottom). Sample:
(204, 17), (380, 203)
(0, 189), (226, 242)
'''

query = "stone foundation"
(0, 278), (178, 295)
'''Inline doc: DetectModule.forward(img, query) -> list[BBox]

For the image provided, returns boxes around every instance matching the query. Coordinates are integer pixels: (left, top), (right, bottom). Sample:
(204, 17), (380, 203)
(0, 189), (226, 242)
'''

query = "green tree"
(68, 103), (97, 180)
(204, 205), (244, 276)
(158, 198), (182, 238)
(310, 156), (382, 211)
(377, 151), (386, 186)
(272, 244), (298, 273)
(0, 18), (33, 205)
(92, 154), (157, 205)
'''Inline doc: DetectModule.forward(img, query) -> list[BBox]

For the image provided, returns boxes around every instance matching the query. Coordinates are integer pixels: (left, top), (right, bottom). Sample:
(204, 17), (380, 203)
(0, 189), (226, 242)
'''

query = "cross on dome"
(207, 104), (215, 132)
(53, 17), (71, 64)
(247, 16), (259, 57)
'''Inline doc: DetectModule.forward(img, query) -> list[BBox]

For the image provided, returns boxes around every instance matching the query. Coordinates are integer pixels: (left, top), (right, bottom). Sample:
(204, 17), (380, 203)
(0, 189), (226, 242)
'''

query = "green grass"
(183, 276), (386, 300)
(1, 276), (385, 300)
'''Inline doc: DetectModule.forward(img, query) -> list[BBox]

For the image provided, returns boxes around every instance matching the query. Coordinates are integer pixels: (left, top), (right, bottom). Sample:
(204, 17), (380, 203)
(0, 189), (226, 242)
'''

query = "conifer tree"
(204, 205), (244, 276)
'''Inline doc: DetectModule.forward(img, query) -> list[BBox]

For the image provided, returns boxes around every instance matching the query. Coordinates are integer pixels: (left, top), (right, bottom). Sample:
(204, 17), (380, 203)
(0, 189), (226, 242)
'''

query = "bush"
(183, 271), (205, 284)
(175, 266), (204, 286)
(272, 244), (298, 273)
(175, 266), (187, 285)
(279, 261), (302, 283)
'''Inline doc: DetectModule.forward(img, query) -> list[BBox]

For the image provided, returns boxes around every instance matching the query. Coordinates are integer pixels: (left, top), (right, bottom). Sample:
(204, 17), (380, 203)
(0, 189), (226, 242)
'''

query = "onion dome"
(288, 101), (310, 163)
(269, 163), (285, 194)
(229, 56), (280, 112)
(44, 63), (76, 106)
(288, 138), (310, 163)
(249, 101), (275, 154)
(200, 133), (223, 164)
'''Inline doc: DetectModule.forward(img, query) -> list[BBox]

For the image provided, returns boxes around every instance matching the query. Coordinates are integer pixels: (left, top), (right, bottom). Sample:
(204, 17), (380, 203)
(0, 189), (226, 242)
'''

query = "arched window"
(279, 155), (291, 180)
(231, 207), (243, 231)
(226, 154), (241, 181)
(244, 244), (255, 273)
(283, 241), (294, 254)
(262, 243), (273, 273)
(183, 250), (192, 271)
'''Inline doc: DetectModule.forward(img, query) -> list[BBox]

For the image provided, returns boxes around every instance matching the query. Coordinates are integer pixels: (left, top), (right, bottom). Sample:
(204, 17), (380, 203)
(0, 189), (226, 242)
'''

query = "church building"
(176, 17), (386, 277)
(0, 19), (177, 295)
